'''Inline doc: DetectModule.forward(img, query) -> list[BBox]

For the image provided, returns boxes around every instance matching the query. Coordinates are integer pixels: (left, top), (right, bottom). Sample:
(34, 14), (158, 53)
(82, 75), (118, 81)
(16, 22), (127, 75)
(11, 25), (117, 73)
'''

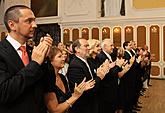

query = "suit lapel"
(1, 39), (25, 70)
(75, 56), (93, 80)
(101, 51), (110, 61)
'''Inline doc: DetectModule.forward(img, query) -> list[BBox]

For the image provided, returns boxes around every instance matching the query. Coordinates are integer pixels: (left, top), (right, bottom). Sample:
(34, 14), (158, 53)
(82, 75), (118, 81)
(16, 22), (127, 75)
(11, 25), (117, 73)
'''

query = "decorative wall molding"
(36, 16), (61, 24)
(64, 0), (88, 16)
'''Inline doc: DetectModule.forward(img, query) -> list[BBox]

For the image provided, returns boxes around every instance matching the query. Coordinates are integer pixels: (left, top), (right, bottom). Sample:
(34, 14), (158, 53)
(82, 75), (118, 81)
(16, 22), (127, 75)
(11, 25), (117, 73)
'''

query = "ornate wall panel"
(92, 28), (99, 40)
(150, 25), (160, 62)
(164, 26), (165, 62)
(63, 29), (70, 45)
(72, 29), (79, 41)
(151, 66), (160, 76)
(82, 28), (89, 40)
(125, 26), (133, 42)
(113, 27), (121, 47)
(137, 26), (146, 47)
(102, 27), (110, 40)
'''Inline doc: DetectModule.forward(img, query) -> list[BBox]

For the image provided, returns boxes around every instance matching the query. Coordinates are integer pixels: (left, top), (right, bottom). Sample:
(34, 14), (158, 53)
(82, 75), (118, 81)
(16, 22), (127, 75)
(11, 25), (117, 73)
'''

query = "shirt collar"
(76, 55), (87, 64)
(131, 49), (136, 54)
(6, 34), (26, 50)
(125, 50), (132, 57)
(103, 50), (112, 62)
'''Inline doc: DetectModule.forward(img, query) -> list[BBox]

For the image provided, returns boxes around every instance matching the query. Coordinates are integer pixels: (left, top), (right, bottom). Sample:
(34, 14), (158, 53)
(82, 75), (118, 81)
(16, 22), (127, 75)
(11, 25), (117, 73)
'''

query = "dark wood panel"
(113, 27), (121, 47)
(150, 26), (159, 62)
(92, 28), (99, 40)
(163, 26), (165, 62)
(102, 27), (110, 40)
(151, 66), (160, 76)
(125, 26), (133, 42)
(82, 28), (89, 40)
(72, 29), (79, 41)
(137, 26), (146, 47)
(63, 29), (70, 45)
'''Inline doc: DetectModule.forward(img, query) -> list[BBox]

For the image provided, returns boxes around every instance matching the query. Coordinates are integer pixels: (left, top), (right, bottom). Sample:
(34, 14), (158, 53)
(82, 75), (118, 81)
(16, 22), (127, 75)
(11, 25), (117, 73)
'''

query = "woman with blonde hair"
(88, 39), (101, 57)
(87, 39), (102, 70)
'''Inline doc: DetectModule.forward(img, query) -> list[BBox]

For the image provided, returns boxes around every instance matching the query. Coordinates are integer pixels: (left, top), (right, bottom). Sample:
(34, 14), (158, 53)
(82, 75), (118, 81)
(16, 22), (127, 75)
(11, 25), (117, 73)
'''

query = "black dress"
(45, 62), (71, 113)
(54, 74), (71, 104)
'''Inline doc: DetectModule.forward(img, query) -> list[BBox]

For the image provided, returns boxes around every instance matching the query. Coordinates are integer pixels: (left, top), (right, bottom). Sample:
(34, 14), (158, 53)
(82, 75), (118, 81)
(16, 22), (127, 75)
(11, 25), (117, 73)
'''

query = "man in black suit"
(97, 39), (123, 113)
(121, 41), (137, 113)
(0, 5), (52, 113)
(67, 38), (111, 113)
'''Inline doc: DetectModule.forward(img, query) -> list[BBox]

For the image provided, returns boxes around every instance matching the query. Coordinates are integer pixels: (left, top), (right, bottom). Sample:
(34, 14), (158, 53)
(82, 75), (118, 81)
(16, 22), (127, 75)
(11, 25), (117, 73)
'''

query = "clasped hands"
(96, 59), (116, 80)
(73, 77), (95, 98)
(31, 34), (53, 65)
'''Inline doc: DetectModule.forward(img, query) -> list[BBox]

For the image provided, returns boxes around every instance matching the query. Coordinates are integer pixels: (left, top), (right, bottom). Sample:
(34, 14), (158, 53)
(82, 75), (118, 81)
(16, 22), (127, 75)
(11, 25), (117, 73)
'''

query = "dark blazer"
(97, 51), (120, 113)
(67, 56), (101, 113)
(0, 39), (47, 113)
(119, 50), (137, 111)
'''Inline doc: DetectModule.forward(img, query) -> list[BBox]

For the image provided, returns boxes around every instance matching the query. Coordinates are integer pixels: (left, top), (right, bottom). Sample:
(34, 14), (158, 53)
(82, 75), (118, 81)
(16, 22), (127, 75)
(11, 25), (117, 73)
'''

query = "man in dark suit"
(0, 5), (52, 113)
(67, 38), (111, 113)
(97, 39), (123, 113)
(121, 41), (137, 113)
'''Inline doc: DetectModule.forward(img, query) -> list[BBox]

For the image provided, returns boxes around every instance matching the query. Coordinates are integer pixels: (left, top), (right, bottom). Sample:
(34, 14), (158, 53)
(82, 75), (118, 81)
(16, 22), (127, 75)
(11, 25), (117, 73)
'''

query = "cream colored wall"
(0, 0), (30, 31)
(4, 0), (30, 10)
(36, 0), (98, 24)
(1, 0), (165, 26)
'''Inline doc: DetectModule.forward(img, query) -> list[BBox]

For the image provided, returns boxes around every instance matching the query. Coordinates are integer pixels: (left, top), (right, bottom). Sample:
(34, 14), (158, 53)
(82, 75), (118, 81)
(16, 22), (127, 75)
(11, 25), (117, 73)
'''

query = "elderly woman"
(44, 46), (95, 113)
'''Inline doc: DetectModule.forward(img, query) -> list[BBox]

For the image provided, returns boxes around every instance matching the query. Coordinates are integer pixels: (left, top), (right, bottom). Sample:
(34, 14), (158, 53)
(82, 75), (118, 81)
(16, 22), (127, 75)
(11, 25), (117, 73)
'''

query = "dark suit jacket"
(97, 51), (120, 110)
(67, 56), (101, 113)
(119, 51), (138, 109)
(0, 39), (47, 113)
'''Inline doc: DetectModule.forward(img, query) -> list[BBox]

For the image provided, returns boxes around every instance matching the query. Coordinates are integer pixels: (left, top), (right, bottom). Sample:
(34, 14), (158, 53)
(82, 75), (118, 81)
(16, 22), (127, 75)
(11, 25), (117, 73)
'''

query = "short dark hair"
(66, 41), (73, 48)
(123, 41), (130, 49)
(72, 39), (81, 53)
(4, 5), (31, 32)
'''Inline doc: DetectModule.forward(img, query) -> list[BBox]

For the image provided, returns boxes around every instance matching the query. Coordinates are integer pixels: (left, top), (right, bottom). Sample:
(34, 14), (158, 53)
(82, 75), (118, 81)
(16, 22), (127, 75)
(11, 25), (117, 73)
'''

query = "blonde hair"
(88, 39), (100, 55)
(117, 47), (124, 59)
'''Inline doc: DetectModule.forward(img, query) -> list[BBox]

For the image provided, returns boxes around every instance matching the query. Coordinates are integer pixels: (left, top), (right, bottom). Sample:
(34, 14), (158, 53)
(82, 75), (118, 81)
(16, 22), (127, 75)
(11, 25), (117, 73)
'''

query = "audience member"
(67, 38), (110, 113)
(97, 39), (124, 113)
(44, 46), (95, 113)
(0, 5), (52, 113)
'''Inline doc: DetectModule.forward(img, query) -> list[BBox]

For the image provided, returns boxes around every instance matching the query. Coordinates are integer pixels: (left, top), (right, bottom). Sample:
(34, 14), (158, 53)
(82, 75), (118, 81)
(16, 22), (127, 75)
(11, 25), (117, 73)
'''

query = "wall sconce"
(63, 29), (68, 35)
(151, 27), (157, 33)
(126, 28), (131, 33)
(114, 28), (120, 33)
(102, 28), (107, 34)
(82, 29), (87, 34)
